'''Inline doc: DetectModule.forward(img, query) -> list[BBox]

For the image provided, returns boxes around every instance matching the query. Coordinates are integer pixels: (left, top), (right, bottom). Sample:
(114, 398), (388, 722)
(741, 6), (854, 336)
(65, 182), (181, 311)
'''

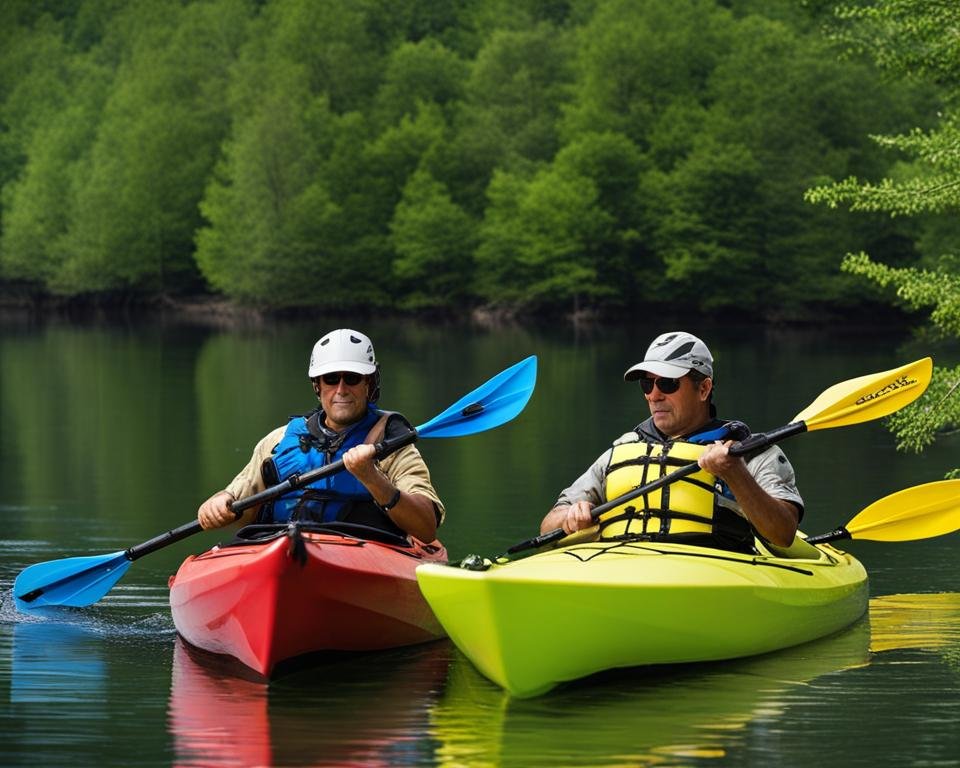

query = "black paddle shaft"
(506, 421), (808, 554)
(125, 430), (419, 561)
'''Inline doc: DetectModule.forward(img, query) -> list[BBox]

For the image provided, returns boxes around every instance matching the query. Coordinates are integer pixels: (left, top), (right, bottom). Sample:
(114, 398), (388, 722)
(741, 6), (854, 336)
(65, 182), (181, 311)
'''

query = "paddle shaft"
(125, 431), (419, 561)
(804, 527), (850, 544)
(507, 421), (808, 554)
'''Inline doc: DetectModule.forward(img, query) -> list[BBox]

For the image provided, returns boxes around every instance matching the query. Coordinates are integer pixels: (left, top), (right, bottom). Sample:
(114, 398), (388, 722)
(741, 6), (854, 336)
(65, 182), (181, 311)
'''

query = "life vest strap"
(600, 507), (715, 529)
(607, 455), (691, 472)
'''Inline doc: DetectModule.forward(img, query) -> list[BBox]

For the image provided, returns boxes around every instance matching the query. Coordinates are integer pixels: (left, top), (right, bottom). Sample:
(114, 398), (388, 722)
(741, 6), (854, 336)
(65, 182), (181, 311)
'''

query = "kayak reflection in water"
(196, 328), (445, 544)
(540, 331), (802, 551)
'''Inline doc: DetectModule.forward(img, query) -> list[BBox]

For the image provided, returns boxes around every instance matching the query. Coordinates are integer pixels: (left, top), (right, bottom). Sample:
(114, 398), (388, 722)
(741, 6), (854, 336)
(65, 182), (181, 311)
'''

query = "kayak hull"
(416, 536), (868, 697)
(169, 529), (447, 677)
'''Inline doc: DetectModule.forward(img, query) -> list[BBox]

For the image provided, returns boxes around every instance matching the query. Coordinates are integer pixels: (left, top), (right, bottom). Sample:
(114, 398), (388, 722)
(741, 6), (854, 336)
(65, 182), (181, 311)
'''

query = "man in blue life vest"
(197, 328), (444, 542)
(540, 331), (802, 552)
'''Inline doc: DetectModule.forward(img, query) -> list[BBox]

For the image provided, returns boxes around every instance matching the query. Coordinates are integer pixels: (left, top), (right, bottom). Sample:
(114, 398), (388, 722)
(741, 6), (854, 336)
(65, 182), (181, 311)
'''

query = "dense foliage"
(0, 0), (936, 319)
(806, 0), (960, 476)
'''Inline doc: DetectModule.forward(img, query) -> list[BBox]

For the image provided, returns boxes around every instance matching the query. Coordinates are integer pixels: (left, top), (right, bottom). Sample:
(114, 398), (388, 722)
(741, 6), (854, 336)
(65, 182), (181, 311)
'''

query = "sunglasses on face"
(320, 371), (365, 386)
(639, 375), (684, 395)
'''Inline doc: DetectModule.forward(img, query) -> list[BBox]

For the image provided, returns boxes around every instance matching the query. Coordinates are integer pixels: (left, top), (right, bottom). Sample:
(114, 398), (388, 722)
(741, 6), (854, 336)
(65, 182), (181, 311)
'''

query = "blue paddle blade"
(415, 355), (537, 438)
(13, 551), (133, 611)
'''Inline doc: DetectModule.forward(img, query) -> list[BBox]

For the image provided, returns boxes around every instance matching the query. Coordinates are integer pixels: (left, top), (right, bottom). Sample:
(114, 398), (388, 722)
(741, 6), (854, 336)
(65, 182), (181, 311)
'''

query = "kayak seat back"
(227, 521), (413, 549)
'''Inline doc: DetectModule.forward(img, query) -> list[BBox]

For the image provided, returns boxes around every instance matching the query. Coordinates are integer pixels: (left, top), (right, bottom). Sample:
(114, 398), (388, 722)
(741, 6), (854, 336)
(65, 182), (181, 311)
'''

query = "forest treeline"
(0, 0), (947, 320)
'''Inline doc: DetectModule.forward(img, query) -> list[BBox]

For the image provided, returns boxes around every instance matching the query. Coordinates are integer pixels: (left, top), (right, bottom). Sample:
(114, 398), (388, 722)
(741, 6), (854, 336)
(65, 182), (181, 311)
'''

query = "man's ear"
(699, 377), (713, 402)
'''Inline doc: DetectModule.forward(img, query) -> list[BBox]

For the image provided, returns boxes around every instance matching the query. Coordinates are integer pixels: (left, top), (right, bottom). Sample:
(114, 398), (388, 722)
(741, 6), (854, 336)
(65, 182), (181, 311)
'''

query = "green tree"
(646, 136), (767, 310)
(1, 0), (249, 295)
(196, 0), (388, 308)
(390, 168), (476, 310)
(550, 131), (650, 307)
(56, 0), (249, 294)
(449, 20), (575, 211)
(806, 0), (960, 475)
(365, 0), (483, 53)
(0, 14), (110, 288)
(562, 0), (732, 147)
(196, 80), (349, 306)
(0, 0), (947, 323)
(364, 102), (450, 236)
(372, 38), (468, 128)
(370, 37), (470, 226)
(475, 165), (614, 314)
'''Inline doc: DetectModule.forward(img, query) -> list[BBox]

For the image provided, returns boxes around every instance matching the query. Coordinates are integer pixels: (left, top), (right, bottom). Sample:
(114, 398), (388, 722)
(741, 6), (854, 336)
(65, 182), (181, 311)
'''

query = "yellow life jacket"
(600, 439), (720, 540)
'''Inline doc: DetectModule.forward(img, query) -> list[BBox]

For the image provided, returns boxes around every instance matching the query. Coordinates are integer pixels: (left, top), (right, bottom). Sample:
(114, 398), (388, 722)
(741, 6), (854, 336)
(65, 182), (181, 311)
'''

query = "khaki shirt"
(225, 424), (445, 523)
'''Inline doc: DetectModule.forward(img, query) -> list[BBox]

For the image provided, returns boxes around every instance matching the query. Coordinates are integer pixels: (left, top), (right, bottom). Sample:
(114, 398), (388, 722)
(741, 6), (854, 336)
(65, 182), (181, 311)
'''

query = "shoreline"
(0, 289), (917, 334)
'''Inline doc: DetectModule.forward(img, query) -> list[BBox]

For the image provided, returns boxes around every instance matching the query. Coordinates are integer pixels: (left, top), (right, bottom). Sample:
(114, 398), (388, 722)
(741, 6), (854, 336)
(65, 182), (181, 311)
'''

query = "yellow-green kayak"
(416, 535), (868, 698)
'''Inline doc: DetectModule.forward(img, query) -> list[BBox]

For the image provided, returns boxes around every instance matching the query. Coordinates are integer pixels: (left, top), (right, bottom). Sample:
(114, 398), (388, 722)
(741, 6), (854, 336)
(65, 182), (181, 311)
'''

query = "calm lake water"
(1, 314), (959, 767)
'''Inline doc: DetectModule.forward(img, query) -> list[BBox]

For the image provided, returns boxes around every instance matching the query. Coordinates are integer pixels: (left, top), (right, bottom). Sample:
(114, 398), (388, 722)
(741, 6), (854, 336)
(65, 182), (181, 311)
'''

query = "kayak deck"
(416, 535), (868, 697)
(169, 525), (447, 677)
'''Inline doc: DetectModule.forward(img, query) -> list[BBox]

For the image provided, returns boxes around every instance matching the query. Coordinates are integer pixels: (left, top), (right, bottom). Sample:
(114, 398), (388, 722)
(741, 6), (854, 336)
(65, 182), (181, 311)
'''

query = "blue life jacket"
(259, 407), (405, 536)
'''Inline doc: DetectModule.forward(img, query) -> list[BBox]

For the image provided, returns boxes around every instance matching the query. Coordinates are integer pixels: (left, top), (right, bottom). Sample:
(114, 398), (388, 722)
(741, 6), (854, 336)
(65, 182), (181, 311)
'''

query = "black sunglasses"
(639, 375), (684, 395)
(320, 371), (365, 386)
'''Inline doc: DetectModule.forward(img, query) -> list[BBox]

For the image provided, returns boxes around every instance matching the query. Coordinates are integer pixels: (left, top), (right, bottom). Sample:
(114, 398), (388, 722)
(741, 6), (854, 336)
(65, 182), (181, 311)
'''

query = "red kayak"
(168, 522), (448, 677)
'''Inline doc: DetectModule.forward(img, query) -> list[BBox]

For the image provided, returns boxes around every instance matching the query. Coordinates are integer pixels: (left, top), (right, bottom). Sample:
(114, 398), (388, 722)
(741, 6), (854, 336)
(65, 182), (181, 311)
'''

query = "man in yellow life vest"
(540, 332), (802, 552)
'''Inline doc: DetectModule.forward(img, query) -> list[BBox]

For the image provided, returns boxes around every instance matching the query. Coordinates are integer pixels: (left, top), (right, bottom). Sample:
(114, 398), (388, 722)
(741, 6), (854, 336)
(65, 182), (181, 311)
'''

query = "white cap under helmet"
(623, 331), (714, 380)
(307, 329), (378, 378)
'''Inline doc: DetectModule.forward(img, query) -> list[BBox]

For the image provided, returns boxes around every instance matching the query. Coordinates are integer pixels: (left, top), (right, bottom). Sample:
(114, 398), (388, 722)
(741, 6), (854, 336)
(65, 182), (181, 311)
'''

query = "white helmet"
(307, 329), (378, 378)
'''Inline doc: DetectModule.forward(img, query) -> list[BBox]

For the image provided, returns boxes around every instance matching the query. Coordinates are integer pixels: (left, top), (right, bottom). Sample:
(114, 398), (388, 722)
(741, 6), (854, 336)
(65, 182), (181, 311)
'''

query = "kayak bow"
(170, 524), (447, 677)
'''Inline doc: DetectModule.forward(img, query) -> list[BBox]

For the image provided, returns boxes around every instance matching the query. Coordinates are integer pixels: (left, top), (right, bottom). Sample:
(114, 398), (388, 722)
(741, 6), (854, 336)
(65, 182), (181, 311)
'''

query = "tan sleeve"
(379, 444), (446, 523)
(224, 425), (286, 502)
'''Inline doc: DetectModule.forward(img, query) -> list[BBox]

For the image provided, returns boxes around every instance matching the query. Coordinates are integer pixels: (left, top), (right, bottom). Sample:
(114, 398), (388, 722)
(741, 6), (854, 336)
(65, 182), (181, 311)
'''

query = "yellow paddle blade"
(846, 479), (960, 542)
(793, 357), (932, 430)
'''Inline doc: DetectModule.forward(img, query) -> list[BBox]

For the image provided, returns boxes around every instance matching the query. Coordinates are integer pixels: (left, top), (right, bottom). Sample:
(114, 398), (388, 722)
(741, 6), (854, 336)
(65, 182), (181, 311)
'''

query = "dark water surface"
(1, 316), (959, 767)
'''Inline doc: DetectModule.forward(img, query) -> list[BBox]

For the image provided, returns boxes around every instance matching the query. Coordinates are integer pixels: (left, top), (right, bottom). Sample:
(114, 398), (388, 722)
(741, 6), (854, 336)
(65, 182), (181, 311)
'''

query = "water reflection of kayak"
(428, 593), (960, 767)
(168, 635), (451, 767)
(430, 616), (872, 768)
(168, 524), (447, 677)
(418, 535), (868, 697)
(168, 639), (270, 767)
